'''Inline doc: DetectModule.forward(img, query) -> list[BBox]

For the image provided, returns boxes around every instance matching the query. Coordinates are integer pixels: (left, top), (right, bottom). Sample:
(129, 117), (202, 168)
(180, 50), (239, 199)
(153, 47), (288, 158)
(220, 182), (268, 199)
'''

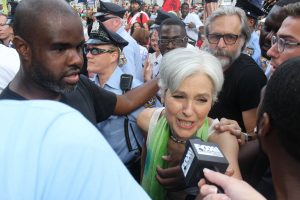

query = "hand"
(156, 155), (186, 191)
(198, 168), (266, 200)
(143, 57), (153, 82)
(188, 22), (196, 29)
(214, 118), (243, 144)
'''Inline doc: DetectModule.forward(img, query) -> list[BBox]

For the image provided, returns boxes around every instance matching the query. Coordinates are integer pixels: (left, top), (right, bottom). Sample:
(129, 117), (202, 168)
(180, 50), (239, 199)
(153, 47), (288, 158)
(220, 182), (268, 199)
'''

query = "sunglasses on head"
(84, 47), (115, 55)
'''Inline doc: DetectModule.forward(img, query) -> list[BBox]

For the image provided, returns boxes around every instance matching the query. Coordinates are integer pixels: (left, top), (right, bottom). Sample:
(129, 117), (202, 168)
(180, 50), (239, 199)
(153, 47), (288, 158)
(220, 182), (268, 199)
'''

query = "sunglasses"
(84, 47), (115, 55)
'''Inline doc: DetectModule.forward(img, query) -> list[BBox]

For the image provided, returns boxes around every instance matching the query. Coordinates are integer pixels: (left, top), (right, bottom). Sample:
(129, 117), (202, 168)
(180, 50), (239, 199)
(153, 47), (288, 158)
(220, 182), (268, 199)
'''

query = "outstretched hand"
(198, 168), (266, 200)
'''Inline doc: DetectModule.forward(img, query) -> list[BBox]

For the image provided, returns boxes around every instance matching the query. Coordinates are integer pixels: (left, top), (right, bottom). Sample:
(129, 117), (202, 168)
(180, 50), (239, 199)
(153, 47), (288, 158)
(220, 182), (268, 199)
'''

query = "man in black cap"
(126, 0), (149, 32)
(236, 0), (265, 66)
(96, 1), (144, 81)
(86, 21), (161, 181)
(0, 0), (159, 128)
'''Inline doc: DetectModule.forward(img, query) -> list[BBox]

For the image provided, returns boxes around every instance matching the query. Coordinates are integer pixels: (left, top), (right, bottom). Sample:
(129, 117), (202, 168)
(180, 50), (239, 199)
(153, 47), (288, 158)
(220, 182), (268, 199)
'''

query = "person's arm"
(114, 79), (159, 115)
(137, 108), (156, 181)
(208, 131), (242, 179)
(198, 168), (266, 200)
(242, 108), (257, 134)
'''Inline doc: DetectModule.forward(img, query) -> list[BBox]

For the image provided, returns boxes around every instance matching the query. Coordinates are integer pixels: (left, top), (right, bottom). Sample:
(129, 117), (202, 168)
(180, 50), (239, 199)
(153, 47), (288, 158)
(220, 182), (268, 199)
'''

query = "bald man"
(0, 0), (159, 126)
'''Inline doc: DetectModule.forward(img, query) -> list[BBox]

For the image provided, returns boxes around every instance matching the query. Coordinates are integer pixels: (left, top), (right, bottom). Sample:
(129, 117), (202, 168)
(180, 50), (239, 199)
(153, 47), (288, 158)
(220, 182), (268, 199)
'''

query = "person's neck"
(97, 65), (116, 88)
(10, 70), (61, 100)
(268, 142), (300, 200)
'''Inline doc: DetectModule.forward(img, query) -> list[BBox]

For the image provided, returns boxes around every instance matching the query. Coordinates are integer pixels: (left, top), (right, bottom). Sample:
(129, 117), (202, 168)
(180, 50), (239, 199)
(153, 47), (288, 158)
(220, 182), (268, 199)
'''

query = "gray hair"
(159, 48), (224, 102)
(204, 6), (251, 48)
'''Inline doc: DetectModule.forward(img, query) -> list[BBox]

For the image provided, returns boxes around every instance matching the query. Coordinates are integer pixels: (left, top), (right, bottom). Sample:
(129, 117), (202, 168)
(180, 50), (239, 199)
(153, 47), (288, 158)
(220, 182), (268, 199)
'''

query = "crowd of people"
(1, 0), (300, 199)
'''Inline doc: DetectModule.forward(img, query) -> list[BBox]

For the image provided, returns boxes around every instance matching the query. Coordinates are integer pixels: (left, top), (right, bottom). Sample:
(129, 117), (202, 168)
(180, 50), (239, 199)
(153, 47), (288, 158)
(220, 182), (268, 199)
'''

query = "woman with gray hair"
(138, 48), (241, 200)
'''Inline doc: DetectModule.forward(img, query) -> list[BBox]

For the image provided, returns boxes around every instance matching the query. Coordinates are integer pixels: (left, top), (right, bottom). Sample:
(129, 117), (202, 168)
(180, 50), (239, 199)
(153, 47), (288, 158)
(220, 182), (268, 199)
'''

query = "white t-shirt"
(0, 44), (20, 93)
(0, 100), (151, 200)
(182, 12), (203, 42)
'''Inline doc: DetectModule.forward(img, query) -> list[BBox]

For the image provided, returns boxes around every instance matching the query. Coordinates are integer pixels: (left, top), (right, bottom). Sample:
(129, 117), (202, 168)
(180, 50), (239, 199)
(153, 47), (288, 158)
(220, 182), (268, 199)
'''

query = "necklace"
(170, 134), (186, 144)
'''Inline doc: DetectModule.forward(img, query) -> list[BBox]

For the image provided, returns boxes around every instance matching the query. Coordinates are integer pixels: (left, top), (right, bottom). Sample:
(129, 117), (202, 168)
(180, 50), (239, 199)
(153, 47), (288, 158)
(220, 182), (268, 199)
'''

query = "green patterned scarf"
(142, 116), (209, 200)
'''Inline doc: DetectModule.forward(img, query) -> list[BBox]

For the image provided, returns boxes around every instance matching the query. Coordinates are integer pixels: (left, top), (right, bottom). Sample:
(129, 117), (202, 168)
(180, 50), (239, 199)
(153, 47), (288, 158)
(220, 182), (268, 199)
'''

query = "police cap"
(95, 1), (126, 19)
(236, 0), (265, 20)
(86, 21), (128, 50)
(154, 10), (179, 25)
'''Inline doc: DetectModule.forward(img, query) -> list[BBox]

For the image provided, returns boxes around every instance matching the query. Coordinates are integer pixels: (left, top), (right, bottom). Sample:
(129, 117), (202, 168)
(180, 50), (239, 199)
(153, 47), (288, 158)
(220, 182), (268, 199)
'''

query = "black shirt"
(209, 54), (267, 132)
(0, 75), (117, 125)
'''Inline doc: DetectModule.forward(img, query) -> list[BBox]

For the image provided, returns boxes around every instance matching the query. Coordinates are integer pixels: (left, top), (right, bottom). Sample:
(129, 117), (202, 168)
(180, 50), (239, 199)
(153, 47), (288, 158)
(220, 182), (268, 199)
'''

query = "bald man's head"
(13, 0), (79, 43)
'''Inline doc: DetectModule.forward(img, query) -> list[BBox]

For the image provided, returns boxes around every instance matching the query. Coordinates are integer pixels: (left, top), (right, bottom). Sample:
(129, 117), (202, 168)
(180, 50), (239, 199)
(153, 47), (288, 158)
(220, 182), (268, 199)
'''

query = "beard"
(30, 61), (78, 94)
(206, 47), (241, 69)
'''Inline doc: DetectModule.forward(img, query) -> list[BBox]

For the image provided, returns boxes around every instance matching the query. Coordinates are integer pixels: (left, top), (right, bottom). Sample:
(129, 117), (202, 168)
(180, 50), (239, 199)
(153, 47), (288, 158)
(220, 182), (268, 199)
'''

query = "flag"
(162, 0), (181, 12)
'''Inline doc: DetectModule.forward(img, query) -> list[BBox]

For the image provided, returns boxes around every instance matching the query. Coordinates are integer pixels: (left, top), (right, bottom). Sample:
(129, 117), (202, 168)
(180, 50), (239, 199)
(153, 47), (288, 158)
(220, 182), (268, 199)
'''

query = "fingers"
(203, 168), (229, 189)
(156, 165), (185, 190)
(200, 184), (218, 196)
(224, 168), (234, 177)
(203, 193), (231, 200)
(156, 165), (181, 178)
(214, 118), (241, 138)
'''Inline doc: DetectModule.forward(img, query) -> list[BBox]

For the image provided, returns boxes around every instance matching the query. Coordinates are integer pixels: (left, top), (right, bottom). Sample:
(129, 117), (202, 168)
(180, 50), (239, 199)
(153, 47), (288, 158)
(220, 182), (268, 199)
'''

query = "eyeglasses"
(84, 47), (115, 55)
(271, 35), (300, 53)
(207, 33), (240, 45)
(158, 36), (187, 45)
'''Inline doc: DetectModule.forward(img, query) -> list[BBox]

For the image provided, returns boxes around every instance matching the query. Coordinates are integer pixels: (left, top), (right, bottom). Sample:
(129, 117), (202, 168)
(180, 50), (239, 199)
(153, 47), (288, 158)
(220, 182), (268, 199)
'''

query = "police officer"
(94, 1), (144, 82)
(85, 21), (161, 181)
(236, 0), (265, 67)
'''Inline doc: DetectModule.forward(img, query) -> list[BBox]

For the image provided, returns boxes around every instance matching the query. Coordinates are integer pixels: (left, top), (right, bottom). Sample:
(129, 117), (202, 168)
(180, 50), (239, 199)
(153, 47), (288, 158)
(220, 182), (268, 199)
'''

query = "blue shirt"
(117, 27), (144, 82)
(92, 67), (145, 164)
(0, 100), (150, 200)
(245, 31), (261, 67)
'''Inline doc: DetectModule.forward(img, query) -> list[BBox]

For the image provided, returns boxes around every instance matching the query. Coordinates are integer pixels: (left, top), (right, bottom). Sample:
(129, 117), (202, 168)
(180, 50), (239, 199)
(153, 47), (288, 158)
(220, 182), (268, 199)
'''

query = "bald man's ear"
(13, 36), (31, 61)
(258, 112), (271, 137)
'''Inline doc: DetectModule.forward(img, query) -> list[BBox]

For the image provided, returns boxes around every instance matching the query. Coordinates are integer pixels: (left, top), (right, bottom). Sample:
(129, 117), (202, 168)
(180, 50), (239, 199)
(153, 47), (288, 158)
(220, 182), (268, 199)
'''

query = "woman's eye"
(197, 98), (207, 102)
(172, 95), (184, 99)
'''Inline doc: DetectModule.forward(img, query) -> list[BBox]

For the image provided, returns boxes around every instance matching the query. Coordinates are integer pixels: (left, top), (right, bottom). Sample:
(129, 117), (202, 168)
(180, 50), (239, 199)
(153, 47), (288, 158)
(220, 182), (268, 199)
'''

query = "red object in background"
(162, 0), (181, 12)
(196, 39), (203, 48)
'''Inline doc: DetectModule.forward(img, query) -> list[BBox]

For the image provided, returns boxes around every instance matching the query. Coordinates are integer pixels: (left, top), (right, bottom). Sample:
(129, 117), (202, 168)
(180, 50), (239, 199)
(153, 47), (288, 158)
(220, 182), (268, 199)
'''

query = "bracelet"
(242, 132), (256, 142)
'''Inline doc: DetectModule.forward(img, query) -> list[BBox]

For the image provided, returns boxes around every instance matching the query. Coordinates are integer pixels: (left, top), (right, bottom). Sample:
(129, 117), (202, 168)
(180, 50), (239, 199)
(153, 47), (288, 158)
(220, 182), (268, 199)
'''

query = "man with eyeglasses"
(95, 1), (144, 81)
(85, 21), (161, 182)
(158, 17), (189, 56)
(205, 6), (267, 135)
(0, 13), (14, 47)
(267, 2), (300, 73)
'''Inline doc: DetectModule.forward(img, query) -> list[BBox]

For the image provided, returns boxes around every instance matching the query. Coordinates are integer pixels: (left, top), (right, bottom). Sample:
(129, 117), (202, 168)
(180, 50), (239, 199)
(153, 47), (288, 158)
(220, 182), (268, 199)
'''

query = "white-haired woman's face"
(164, 73), (213, 139)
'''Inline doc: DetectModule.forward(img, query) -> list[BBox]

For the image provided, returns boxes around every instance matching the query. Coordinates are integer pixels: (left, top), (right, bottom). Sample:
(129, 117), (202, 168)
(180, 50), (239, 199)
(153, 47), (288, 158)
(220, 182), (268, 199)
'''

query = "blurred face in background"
(259, 5), (286, 59)
(150, 31), (159, 52)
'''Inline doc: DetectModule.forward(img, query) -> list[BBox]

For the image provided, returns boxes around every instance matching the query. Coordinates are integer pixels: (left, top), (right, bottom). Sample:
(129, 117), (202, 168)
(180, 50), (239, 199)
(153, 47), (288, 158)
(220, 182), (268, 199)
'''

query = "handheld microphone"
(180, 137), (229, 188)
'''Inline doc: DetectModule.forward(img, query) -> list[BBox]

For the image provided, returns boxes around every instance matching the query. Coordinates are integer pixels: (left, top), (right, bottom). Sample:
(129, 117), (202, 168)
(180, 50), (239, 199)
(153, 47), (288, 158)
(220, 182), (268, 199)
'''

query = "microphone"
(180, 137), (229, 188)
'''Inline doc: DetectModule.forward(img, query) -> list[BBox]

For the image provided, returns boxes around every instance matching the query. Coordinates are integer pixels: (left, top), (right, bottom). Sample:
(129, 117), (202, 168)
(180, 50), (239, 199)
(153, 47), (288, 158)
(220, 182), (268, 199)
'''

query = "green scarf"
(142, 116), (209, 200)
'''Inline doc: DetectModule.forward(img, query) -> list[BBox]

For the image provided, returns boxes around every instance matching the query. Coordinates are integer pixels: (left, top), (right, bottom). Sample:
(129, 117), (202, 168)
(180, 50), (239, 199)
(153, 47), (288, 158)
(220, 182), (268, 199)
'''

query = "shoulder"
(137, 108), (160, 133)
(233, 54), (265, 76)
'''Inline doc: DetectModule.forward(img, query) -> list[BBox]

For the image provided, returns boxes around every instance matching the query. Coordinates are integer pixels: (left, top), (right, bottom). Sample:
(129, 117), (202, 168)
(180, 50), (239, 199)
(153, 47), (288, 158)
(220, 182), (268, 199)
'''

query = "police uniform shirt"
(91, 67), (145, 164)
(244, 31), (261, 67)
(116, 27), (144, 82)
